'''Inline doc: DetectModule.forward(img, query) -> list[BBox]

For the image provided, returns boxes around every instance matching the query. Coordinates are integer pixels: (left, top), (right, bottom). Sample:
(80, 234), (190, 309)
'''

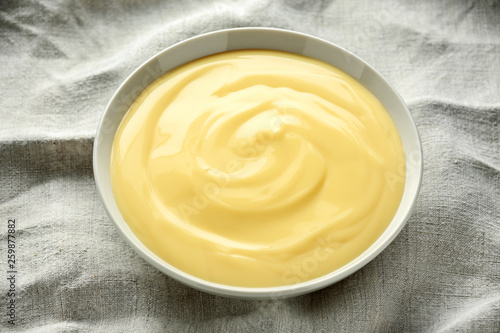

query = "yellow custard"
(111, 50), (405, 287)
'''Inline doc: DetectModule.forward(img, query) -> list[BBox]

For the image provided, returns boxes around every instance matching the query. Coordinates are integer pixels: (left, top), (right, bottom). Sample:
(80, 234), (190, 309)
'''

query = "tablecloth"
(0, 0), (499, 332)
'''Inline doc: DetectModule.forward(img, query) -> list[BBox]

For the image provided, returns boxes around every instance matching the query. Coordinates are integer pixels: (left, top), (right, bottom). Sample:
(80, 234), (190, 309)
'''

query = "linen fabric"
(0, 0), (499, 332)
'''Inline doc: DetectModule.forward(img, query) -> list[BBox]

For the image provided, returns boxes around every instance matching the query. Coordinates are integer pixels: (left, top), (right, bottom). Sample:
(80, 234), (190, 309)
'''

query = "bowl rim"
(93, 27), (423, 299)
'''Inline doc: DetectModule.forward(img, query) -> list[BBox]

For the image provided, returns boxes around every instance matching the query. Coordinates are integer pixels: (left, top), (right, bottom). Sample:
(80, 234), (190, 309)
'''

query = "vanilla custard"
(110, 50), (405, 287)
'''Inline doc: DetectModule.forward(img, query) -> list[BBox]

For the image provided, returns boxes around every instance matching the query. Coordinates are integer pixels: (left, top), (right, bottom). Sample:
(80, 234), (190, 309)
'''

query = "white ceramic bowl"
(93, 27), (423, 299)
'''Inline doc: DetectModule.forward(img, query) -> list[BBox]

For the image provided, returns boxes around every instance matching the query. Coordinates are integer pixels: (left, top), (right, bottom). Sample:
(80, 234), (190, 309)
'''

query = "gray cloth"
(1, 0), (499, 332)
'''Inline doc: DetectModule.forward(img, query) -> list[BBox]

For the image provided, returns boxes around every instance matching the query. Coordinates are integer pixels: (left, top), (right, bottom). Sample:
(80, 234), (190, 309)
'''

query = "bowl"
(93, 27), (423, 299)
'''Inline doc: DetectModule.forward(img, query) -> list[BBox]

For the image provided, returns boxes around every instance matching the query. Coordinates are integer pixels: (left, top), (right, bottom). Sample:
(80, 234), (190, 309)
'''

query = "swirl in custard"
(111, 50), (405, 287)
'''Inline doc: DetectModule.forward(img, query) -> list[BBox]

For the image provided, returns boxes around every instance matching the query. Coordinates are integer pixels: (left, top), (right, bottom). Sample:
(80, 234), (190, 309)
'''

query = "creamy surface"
(111, 50), (405, 287)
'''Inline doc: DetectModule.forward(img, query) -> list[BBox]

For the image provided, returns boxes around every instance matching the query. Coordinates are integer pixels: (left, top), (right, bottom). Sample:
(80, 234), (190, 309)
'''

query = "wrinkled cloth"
(1, 0), (499, 332)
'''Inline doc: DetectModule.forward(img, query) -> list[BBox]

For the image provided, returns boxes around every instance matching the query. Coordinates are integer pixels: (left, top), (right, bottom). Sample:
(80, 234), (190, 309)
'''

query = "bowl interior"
(93, 28), (422, 299)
